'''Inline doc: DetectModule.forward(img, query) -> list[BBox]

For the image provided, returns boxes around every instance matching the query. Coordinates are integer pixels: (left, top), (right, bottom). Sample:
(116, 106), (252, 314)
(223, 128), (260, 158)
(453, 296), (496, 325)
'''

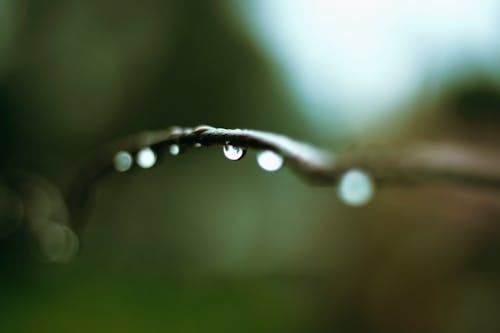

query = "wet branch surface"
(67, 125), (500, 235)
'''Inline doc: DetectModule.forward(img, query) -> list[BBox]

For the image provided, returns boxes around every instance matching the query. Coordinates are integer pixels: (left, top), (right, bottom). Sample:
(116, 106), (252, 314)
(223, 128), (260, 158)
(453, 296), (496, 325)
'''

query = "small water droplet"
(194, 143), (202, 148)
(136, 147), (157, 169)
(167, 126), (183, 136)
(337, 169), (374, 207)
(113, 151), (133, 172)
(169, 144), (180, 156)
(223, 144), (246, 161)
(257, 150), (283, 172)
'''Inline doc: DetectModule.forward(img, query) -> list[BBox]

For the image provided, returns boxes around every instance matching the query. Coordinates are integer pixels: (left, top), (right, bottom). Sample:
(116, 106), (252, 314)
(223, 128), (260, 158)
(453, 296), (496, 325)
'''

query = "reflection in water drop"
(257, 150), (283, 172)
(169, 144), (180, 156)
(36, 220), (79, 263)
(223, 144), (246, 161)
(136, 147), (157, 169)
(337, 169), (374, 207)
(113, 151), (133, 172)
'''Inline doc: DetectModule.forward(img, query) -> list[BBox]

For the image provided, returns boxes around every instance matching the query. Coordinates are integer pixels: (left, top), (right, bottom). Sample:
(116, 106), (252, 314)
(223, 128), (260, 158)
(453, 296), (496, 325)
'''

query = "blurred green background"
(1, 1), (500, 332)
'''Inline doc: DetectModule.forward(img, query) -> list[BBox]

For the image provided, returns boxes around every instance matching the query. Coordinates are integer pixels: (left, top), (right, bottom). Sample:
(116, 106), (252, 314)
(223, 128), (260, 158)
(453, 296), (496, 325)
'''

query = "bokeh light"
(337, 169), (375, 206)
(168, 144), (180, 156)
(35, 219), (79, 263)
(136, 147), (157, 169)
(113, 151), (133, 172)
(256, 150), (284, 172)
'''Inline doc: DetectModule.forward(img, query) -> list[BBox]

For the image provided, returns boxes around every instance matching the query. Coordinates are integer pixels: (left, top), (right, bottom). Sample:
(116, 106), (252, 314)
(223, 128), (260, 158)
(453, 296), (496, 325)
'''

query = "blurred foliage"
(1, 1), (500, 332)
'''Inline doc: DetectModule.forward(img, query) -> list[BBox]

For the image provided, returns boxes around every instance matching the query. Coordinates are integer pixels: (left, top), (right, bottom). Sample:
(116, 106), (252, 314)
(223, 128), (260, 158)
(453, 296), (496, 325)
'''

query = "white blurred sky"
(233, 0), (500, 136)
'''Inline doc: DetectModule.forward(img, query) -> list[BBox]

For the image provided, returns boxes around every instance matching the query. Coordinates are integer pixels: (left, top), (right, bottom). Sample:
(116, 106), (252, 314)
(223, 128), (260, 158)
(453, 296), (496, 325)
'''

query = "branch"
(67, 125), (500, 235)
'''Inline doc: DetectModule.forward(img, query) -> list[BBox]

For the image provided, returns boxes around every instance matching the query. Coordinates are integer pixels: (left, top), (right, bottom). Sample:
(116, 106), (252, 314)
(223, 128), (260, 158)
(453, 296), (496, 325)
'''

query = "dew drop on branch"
(113, 151), (133, 172)
(257, 150), (283, 172)
(136, 147), (157, 169)
(337, 169), (374, 207)
(223, 144), (246, 161)
(169, 144), (180, 156)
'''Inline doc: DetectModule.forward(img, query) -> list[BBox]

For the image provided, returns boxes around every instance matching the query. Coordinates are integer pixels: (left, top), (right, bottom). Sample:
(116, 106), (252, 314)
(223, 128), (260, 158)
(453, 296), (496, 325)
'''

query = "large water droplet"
(257, 150), (283, 172)
(223, 144), (246, 161)
(169, 144), (180, 156)
(136, 147), (157, 169)
(113, 151), (133, 172)
(337, 169), (374, 207)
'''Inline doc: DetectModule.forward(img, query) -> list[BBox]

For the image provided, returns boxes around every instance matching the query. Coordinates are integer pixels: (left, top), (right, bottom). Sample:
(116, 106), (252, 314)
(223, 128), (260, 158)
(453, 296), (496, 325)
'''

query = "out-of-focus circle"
(35, 219), (79, 263)
(257, 150), (284, 172)
(337, 169), (375, 207)
(136, 147), (157, 169)
(114, 151), (133, 172)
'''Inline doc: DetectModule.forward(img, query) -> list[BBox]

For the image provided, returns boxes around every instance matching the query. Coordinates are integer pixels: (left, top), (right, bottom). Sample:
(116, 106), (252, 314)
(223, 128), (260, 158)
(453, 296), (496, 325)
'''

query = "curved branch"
(67, 125), (500, 234)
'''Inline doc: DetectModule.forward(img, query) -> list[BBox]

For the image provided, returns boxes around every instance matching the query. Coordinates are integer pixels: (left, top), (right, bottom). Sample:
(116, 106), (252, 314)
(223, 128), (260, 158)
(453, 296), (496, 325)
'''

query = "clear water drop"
(337, 169), (374, 207)
(257, 150), (283, 172)
(194, 143), (202, 148)
(136, 147), (157, 169)
(169, 144), (180, 156)
(113, 151), (133, 172)
(223, 144), (246, 161)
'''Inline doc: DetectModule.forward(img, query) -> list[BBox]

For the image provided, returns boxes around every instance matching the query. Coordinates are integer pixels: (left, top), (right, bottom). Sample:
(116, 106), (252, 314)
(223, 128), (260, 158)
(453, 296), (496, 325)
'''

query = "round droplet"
(113, 151), (133, 172)
(194, 143), (202, 148)
(223, 144), (246, 161)
(257, 150), (283, 172)
(169, 144), (180, 156)
(337, 169), (375, 207)
(136, 147), (157, 169)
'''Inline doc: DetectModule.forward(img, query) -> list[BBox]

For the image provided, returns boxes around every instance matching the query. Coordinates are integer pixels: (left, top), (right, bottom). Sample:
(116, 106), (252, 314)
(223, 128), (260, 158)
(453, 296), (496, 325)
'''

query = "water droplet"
(167, 126), (183, 136)
(194, 143), (202, 148)
(136, 147), (157, 169)
(337, 169), (374, 207)
(257, 150), (283, 172)
(113, 151), (133, 172)
(223, 144), (246, 161)
(169, 144), (180, 156)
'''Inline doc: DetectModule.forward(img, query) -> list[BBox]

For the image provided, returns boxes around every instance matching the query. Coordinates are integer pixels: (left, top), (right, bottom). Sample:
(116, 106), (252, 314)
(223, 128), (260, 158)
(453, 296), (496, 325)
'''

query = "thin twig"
(67, 125), (500, 234)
